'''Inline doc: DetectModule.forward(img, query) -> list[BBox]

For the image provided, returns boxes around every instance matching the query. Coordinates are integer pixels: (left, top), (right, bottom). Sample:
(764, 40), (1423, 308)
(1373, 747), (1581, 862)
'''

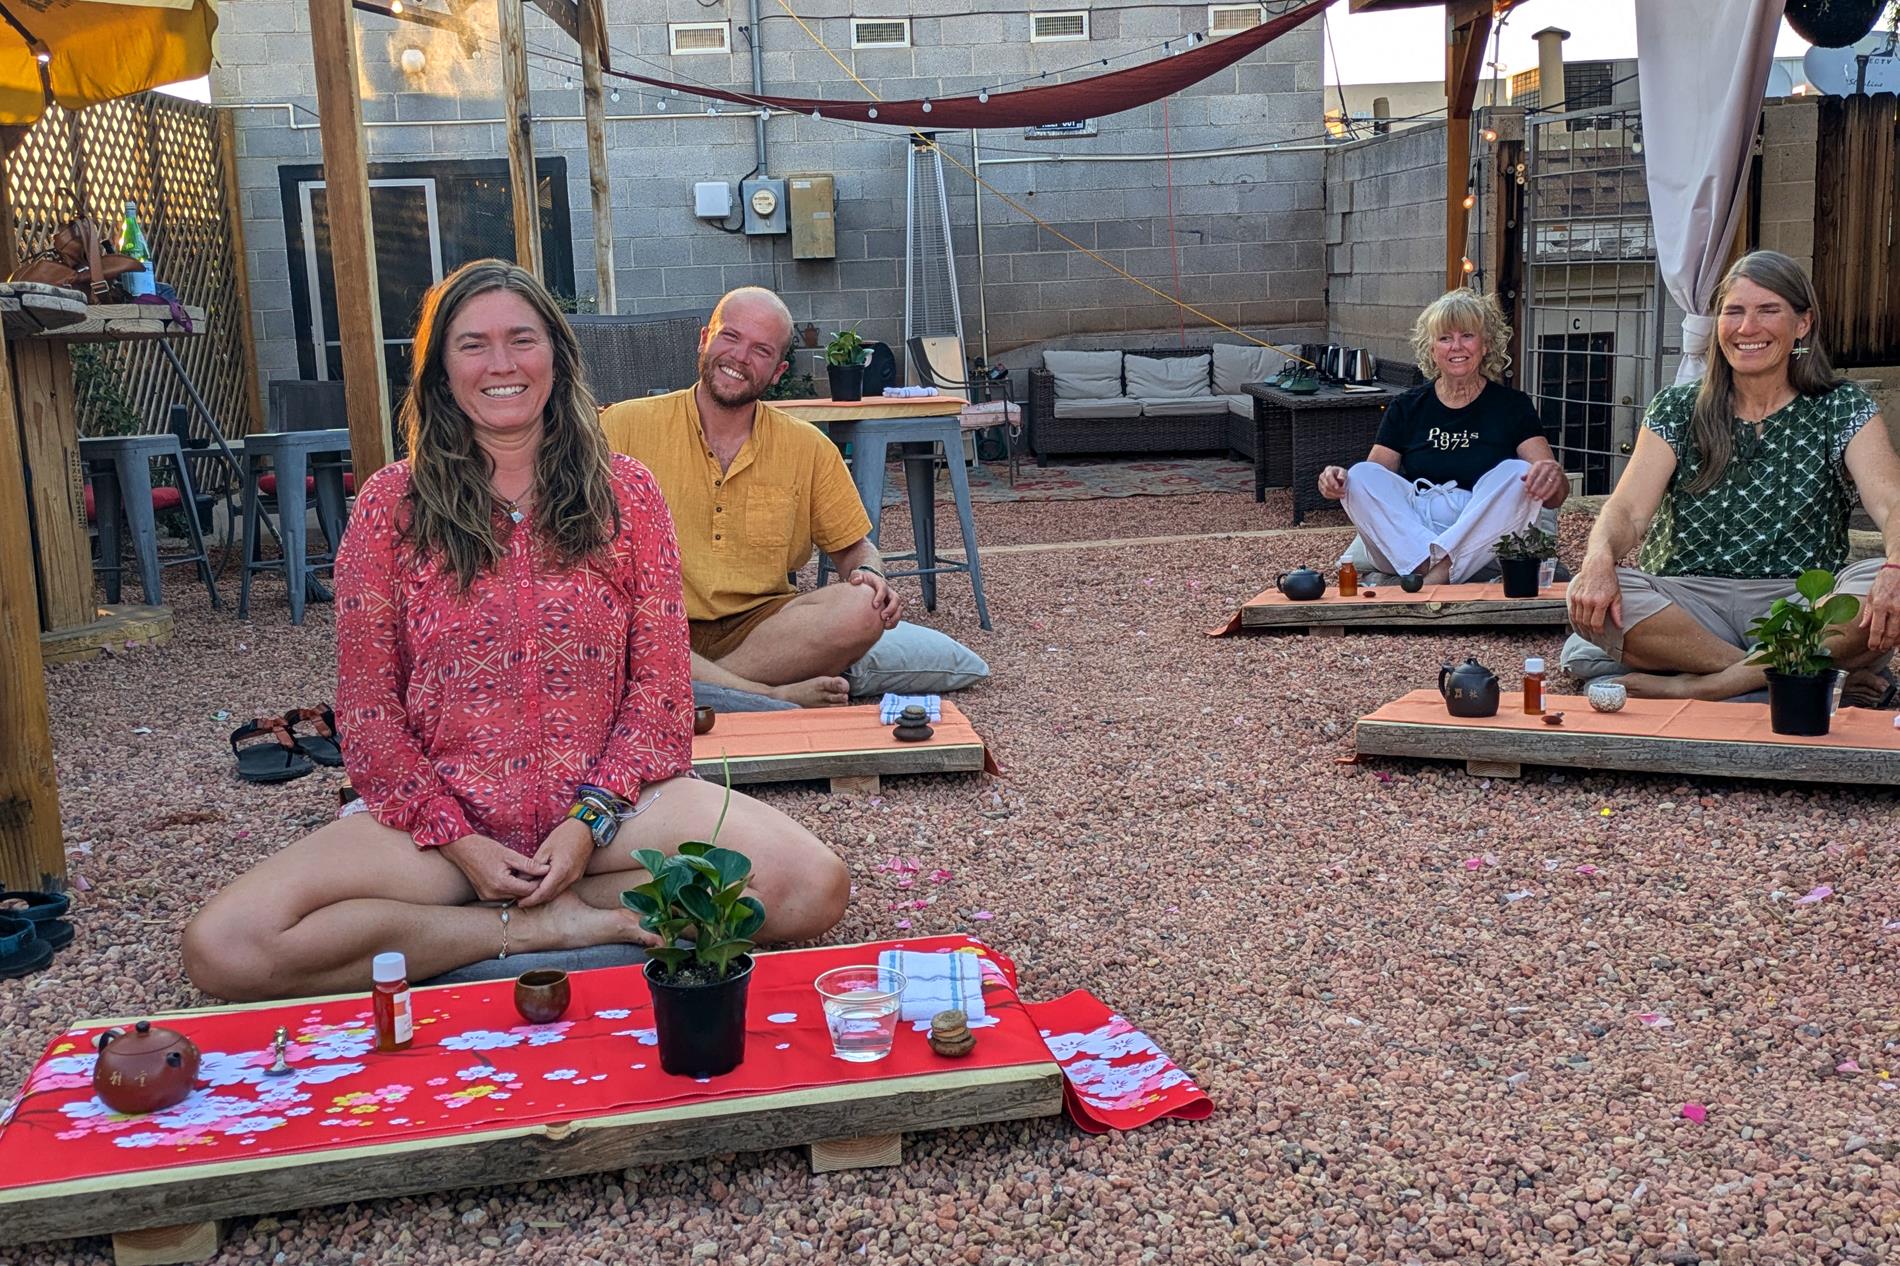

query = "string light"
(867, 106), (879, 118)
(1461, 257), (1476, 274)
(610, 88), (620, 102)
(1462, 193), (1476, 210)
(977, 90), (989, 103)
(1480, 127), (1498, 142)
(390, 0), (404, 12)
(921, 99), (932, 112)
(811, 108), (821, 119)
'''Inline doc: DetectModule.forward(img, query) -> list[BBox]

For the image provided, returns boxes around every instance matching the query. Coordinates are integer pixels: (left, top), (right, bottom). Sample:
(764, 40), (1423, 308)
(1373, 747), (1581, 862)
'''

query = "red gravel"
(6, 490), (1896, 1265)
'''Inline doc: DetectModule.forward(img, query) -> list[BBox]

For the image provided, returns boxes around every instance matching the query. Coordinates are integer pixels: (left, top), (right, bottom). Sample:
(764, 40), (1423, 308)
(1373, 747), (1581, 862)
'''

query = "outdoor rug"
(879, 457), (1255, 506)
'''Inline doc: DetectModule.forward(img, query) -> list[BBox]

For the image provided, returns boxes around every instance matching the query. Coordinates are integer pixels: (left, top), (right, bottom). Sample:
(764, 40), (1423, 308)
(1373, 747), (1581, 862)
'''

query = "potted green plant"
(825, 326), (868, 402)
(621, 781), (766, 1077)
(1495, 525), (1558, 598)
(1745, 567), (1860, 736)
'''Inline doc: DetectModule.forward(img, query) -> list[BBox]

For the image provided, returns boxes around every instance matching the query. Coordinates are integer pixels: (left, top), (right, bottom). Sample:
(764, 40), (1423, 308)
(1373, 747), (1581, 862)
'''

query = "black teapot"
(1275, 567), (1326, 602)
(1438, 657), (1500, 718)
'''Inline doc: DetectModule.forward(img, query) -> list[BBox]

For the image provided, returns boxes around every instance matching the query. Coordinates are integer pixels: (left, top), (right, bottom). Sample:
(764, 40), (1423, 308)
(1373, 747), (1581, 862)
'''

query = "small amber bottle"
(372, 951), (414, 1052)
(1523, 656), (1546, 715)
(1337, 560), (1358, 597)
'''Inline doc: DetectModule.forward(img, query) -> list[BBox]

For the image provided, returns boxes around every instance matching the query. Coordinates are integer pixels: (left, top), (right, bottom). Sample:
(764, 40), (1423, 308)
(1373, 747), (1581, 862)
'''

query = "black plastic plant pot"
(1499, 556), (1542, 598)
(1785, 0), (1885, 48)
(646, 954), (754, 1078)
(826, 363), (864, 402)
(1766, 669), (1837, 737)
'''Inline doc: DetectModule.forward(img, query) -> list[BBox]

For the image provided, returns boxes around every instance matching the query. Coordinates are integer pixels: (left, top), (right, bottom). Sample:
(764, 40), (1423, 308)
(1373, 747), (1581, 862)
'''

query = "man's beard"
(699, 348), (770, 407)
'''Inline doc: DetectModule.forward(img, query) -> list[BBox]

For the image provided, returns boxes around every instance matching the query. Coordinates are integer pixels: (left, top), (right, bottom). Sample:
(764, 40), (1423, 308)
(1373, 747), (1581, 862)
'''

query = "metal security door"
(1519, 101), (1672, 494)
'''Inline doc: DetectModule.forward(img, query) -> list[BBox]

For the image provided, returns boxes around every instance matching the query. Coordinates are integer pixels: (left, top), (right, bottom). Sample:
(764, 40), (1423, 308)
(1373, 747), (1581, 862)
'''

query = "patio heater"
(903, 132), (966, 372)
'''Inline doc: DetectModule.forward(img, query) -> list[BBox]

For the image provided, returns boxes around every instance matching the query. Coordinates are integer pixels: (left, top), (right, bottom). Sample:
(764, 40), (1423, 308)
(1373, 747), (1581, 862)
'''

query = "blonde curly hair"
(1411, 288), (1513, 383)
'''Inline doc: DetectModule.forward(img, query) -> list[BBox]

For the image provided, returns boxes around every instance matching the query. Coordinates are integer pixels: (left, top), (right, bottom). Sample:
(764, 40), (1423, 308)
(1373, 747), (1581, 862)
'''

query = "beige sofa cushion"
(1212, 342), (1287, 394)
(1125, 353), (1211, 399)
(1043, 350), (1123, 399)
(1052, 397), (1144, 419)
(1137, 397), (1218, 417)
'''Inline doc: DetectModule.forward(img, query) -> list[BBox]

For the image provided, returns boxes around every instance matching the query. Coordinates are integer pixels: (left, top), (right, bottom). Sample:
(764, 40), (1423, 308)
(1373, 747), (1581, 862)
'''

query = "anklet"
(497, 902), (513, 960)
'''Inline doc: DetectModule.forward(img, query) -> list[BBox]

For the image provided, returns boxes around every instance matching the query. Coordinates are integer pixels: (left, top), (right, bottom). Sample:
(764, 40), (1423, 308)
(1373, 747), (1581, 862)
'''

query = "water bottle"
(119, 200), (156, 297)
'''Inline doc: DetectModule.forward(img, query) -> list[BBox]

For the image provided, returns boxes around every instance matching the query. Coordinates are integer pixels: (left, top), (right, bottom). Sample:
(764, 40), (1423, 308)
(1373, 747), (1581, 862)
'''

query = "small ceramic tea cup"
(1586, 680), (1628, 713)
(694, 706), (716, 735)
(514, 969), (571, 1024)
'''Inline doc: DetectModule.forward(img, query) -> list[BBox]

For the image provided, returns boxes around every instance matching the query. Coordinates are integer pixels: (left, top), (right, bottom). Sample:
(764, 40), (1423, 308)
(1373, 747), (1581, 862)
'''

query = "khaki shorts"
(689, 593), (798, 662)
(1594, 556), (1884, 658)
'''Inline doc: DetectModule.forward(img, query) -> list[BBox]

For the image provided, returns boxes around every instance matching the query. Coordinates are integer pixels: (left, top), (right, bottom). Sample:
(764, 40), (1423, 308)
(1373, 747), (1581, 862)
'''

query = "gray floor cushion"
(845, 620), (989, 697)
(692, 681), (798, 713)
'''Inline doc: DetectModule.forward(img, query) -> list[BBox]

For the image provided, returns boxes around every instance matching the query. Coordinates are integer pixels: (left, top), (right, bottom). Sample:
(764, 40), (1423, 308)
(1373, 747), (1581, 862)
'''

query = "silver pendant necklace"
(498, 491), (530, 524)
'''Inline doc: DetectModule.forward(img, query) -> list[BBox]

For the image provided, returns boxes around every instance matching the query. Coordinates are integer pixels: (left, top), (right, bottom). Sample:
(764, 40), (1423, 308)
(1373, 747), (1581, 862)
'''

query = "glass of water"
(814, 965), (906, 1063)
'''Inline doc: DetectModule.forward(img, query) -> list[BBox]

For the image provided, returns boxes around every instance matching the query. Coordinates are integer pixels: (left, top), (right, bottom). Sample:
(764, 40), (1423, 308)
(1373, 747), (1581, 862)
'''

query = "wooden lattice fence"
(5, 93), (261, 457)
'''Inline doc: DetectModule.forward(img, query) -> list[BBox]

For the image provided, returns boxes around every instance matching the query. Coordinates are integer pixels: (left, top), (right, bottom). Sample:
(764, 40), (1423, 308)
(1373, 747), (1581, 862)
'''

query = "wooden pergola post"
(309, 0), (392, 477)
(1444, 0), (1494, 289)
(579, 0), (615, 314)
(498, 0), (543, 277)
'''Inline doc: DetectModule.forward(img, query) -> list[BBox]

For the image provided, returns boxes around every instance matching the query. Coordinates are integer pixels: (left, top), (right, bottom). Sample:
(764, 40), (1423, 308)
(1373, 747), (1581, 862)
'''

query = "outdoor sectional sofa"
(1026, 344), (1291, 465)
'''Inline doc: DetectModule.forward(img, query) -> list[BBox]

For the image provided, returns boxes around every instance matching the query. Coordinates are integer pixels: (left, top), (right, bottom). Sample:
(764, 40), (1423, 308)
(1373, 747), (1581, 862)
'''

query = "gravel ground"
(8, 489), (1898, 1266)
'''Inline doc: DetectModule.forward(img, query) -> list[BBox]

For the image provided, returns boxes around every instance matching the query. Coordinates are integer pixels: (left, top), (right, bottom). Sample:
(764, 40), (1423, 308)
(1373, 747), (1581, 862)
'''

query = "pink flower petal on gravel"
(972, 910), (994, 921)
(895, 919), (911, 930)
(896, 878), (914, 889)
(1574, 864), (1598, 876)
(1373, 771), (1393, 784)
(1794, 885), (1833, 905)
(1837, 1059), (1862, 1073)
(1636, 1013), (1674, 1028)
(928, 869), (953, 883)
(1680, 1102), (1707, 1124)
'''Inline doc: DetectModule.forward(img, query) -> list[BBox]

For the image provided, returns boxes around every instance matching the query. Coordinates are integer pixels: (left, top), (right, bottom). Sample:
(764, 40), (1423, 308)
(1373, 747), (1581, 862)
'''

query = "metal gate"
(1519, 100), (1674, 494)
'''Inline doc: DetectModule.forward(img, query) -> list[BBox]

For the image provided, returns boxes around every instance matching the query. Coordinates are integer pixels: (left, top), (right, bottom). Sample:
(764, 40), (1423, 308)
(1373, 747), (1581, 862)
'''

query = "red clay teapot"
(93, 1019), (200, 1115)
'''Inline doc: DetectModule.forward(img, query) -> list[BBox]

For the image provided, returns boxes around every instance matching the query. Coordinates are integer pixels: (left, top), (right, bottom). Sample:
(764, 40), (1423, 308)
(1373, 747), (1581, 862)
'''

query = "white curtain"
(1635, 0), (1788, 384)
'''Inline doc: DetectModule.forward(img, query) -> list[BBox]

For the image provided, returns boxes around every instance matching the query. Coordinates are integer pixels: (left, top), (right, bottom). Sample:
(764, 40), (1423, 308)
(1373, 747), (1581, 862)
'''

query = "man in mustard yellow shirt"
(600, 287), (899, 707)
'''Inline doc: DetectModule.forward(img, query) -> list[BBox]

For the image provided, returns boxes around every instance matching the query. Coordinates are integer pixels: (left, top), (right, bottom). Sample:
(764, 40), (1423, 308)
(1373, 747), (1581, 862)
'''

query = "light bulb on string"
(868, 106), (879, 118)
(1461, 257), (1476, 274)
(390, 0), (404, 12)
(1462, 193), (1476, 210)
(656, 98), (666, 111)
(812, 108), (821, 119)
(1480, 127), (1498, 142)
(921, 99), (932, 113)
(610, 88), (620, 102)
(978, 90), (989, 103)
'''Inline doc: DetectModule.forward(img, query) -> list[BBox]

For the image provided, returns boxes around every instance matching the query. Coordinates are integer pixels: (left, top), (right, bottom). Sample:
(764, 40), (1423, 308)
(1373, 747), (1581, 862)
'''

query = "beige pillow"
(1212, 343), (1285, 394)
(1124, 353), (1211, 399)
(1042, 350), (1123, 399)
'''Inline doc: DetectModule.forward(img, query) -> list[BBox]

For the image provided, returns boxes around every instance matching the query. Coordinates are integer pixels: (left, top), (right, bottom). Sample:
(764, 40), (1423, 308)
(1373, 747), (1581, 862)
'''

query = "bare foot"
(1842, 666), (1898, 709)
(1618, 662), (1764, 701)
(772, 675), (851, 708)
(1420, 559), (1452, 585)
(528, 890), (658, 951)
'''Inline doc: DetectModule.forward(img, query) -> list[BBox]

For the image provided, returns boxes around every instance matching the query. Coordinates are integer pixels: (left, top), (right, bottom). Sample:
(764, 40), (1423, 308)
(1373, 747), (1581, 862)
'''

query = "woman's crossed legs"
(183, 777), (849, 1002)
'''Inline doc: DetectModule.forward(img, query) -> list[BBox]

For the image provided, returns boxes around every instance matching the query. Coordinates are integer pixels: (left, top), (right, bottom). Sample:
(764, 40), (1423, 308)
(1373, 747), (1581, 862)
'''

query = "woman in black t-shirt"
(1318, 289), (1569, 583)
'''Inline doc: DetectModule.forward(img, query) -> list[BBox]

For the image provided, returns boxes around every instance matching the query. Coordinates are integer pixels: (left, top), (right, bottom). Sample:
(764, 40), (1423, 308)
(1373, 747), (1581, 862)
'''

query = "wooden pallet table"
(0, 938), (1063, 1264)
(692, 701), (992, 794)
(1216, 581), (1569, 637)
(1355, 689), (1900, 783)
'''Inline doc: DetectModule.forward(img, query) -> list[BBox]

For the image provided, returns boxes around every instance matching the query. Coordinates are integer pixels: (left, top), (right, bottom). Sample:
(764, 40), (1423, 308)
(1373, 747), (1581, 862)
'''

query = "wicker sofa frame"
(1026, 346), (1251, 465)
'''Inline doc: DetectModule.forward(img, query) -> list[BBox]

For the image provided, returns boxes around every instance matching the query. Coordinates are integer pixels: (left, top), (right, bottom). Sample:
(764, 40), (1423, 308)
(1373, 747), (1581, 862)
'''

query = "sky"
(1324, 0), (1819, 85)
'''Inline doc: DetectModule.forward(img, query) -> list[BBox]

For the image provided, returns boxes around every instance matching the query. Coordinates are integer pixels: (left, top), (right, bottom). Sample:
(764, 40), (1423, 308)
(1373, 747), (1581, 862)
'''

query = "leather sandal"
(0, 890), (72, 952)
(230, 716), (314, 784)
(0, 913), (52, 980)
(284, 705), (344, 767)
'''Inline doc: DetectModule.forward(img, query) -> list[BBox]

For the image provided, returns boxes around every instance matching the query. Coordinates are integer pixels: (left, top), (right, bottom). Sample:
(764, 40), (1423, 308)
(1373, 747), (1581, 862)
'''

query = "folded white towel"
(881, 693), (942, 724)
(876, 949), (986, 1023)
(882, 385), (935, 398)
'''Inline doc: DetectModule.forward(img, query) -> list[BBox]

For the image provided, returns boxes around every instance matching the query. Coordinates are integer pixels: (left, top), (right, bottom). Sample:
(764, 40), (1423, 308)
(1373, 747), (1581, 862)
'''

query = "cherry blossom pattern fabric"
(335, 455), (694, 856)
(1026, 990), (1214, 1133)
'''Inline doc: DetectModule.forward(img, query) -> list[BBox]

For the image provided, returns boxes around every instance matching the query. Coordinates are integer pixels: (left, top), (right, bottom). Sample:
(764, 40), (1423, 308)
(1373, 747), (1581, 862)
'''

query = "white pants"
(1340, 459), (1541, 583)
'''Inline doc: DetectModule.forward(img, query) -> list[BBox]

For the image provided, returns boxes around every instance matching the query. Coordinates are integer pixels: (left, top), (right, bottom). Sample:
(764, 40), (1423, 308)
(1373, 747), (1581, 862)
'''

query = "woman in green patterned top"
(1563, 251), (1900, 702)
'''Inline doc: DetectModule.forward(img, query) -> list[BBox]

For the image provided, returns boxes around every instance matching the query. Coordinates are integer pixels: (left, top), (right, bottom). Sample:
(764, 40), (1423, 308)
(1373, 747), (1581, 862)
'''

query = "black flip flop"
(230, 718), (314, 784)
(0, 890), (72, 952)
(0, 913), (52, 980)
(284, 705), (344, 768)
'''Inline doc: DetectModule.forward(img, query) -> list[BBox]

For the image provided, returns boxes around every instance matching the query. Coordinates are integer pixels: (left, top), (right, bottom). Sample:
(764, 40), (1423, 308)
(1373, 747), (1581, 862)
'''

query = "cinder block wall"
(213, 1), (1330, 393)
(1321, 122), (1451, 369)
(1758, 97), (1817, 277)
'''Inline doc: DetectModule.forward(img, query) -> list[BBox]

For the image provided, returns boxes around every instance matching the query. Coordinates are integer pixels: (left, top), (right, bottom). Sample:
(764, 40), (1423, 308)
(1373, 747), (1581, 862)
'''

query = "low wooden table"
(1355, 689), (1900, 783)
(6, 297), (206, 659)
(0, 937), (1062, 1264)
(693, 701), (992, 794)
(1223, 581), (1570, 637)
(1241, 381), (1395, 517)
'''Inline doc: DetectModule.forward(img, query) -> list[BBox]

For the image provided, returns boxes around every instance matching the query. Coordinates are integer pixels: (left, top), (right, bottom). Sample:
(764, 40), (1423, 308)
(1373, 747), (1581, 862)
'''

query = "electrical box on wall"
(787, 174), (836, 260)
(694, 181), (733, 219)
(740, 177), (788, 235)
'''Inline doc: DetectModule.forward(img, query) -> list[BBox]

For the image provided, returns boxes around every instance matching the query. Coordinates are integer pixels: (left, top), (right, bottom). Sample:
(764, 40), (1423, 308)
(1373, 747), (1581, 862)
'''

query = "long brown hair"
(399, 259), (619, 589)
(1685, 251), (1842, 494)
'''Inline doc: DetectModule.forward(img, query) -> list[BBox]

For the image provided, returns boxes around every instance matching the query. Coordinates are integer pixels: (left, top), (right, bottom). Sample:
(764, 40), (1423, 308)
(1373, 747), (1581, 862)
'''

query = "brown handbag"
(10, 215), (146, 302)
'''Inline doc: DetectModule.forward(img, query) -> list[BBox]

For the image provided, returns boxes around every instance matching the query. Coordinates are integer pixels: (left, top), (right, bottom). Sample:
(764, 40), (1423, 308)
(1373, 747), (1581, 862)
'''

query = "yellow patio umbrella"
(0, 0), (218, 126)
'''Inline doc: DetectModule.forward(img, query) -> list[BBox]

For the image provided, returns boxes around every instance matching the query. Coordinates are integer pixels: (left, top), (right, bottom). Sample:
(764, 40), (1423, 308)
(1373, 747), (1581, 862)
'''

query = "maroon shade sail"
(611, 0), (1330, 129)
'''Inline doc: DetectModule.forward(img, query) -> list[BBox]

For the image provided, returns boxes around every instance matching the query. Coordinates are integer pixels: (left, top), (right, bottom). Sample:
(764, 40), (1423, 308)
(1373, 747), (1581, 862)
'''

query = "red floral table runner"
(0, 937), (1046, 1191)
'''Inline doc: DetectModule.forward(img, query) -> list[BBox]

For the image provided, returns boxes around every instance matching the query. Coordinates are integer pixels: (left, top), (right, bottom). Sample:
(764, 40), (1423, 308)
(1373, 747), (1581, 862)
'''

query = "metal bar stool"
(79, 433), (220, 608)
(237, 428), (352, 624)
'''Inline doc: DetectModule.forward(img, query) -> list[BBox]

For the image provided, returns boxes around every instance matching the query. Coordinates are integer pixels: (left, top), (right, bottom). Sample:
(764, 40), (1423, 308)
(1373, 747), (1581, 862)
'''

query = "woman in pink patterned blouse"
(185, 261), (848, 1001)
